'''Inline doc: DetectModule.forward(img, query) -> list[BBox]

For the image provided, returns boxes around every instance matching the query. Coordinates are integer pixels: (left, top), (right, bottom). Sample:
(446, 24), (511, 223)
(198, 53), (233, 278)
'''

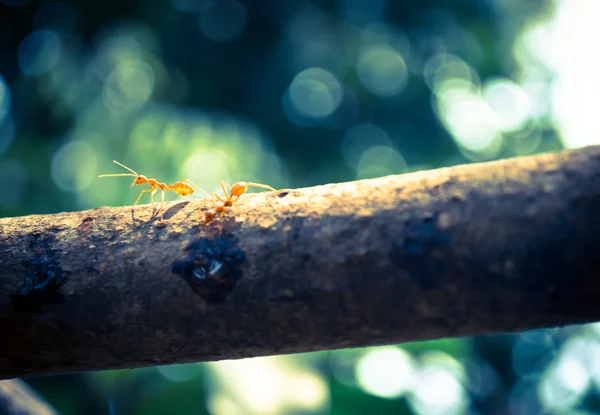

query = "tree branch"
(1, 147), (600, 379)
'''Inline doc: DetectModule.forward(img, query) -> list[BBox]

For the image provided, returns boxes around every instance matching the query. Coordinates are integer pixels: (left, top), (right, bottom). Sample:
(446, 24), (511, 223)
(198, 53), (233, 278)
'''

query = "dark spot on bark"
(388, 213), (451, 289)
(172, 232), (245, 304)
(77, 217), (94, 233)
(267, 287), (297, 301)
(278, 191), (289, 198)
(169, 232), (182, 240)
(11, 234), (65, 313)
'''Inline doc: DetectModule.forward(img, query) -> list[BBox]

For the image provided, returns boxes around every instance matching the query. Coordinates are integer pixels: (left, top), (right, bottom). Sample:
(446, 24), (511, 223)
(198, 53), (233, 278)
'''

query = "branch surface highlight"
(1, 147), (600, 379)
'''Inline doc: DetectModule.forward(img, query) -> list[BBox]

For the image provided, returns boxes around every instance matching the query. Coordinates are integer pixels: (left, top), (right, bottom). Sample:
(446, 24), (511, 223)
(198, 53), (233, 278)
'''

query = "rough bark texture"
(1, 147), (600, 380)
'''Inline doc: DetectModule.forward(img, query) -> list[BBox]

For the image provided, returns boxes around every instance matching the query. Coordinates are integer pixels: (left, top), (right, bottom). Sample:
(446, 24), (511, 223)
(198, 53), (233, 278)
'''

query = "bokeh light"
(538, 351), (590, 412)
(206, 356), (330, 415)
(424, 52), (479, 93)
(510, 378), (544, 415)
(0, 74), (11, 121)
(293, 40), (345, 75)
(512, 330), (557, 380)
(51, 140), (99, 192)
(328, 348), (364, 387)
(504, 121), (543, 156)
(463, 359), (500, 399)
(198, 0), (248, 42)
(356, 145), (407, 179)
(360, 22), (411, 56)
(92, 35), (144, 82)
(341, 123), (391, 169)
(103, 60), (155, 112)
(290, 68), (342, 117)
(483, 78), (532, 133)
(409, 365), (468, 415)
(551, 0), (600, 149)
(183, 148), (233, 192)
(434, 81), (503, 160)
(357, 44), (409, 97)
(18, 30), (62, 76)
(355, 346), (415, 399)
(156, 363), (202, 383)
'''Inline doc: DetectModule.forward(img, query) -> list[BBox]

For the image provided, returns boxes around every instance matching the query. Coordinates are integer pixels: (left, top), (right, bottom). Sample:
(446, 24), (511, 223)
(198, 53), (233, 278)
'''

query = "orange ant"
(98, 160), (210, 219)
(204, 180), (276, 225)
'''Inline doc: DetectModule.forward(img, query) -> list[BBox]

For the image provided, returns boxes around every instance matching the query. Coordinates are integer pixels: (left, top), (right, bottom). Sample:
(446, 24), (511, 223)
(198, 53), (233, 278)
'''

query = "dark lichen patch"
(172, 233), (245, 304)
(388, 213), (451, 289)
(11, 234), (65, 313)
(77, 217), (94, 233)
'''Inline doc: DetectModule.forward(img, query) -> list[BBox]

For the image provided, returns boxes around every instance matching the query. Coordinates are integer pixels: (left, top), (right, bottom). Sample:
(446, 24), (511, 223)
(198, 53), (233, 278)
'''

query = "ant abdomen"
(171, 182), (195, 197)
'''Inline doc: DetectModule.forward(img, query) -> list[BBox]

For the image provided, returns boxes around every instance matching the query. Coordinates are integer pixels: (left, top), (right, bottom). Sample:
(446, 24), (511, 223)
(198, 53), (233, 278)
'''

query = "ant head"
(230, 182), (248, 197)
(131, 175), (147, 187)
(204, 209), (216, 225)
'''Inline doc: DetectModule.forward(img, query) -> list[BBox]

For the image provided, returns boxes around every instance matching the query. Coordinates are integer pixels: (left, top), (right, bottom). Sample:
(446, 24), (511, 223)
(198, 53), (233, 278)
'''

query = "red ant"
(204, 180), (276, 225)
(98, 160), (210, 219)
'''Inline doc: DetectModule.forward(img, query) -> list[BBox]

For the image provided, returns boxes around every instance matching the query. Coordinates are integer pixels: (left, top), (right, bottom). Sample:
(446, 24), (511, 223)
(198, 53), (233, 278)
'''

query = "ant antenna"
(185, 179), (211, 199)
(98, 160), (138, 178)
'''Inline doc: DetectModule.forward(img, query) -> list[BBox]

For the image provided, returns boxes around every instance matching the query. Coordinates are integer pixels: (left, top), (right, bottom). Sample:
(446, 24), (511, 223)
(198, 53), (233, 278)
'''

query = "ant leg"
(211, 193), (228, 218)
(149, 188), (160, 220)
(149, 188), (158, 212)
(151, 188), (157, 204)
(223, 180), (246, 203)
(184, 179), (211, 199)
(133, 188), (155, 208)
(158, 190), (166, 221)
(221, 180), (232, 192)
(229, 181), (275, 200)
(246, 182), (277, 192)
(212, 192), (226, 204)
(220, 181), (234, 204)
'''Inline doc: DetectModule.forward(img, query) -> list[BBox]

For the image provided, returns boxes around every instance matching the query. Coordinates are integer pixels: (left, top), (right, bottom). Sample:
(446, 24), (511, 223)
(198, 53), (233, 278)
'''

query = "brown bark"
(1, 147), (600, 380)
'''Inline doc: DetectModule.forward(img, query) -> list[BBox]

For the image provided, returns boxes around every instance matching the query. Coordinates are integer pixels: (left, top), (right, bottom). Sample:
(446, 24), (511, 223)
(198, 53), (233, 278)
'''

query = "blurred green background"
(2, 0), (600, 413)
